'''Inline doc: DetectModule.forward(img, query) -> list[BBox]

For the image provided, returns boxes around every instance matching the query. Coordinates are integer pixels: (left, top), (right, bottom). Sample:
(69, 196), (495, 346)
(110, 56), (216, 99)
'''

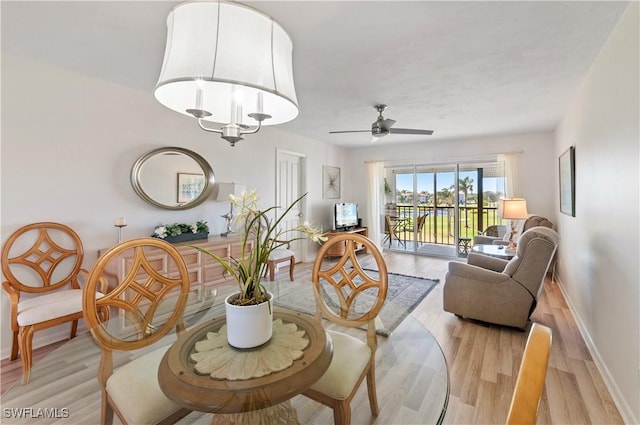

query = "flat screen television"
(334, 203), (358, 230)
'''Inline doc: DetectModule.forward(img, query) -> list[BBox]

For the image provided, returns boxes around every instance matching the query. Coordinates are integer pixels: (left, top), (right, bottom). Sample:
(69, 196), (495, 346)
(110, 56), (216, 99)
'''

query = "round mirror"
(131, 147), (215, 210)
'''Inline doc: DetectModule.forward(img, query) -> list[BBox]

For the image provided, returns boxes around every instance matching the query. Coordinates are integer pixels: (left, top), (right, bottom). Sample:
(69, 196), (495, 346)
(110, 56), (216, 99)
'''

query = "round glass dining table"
(1, 280), (449, 424)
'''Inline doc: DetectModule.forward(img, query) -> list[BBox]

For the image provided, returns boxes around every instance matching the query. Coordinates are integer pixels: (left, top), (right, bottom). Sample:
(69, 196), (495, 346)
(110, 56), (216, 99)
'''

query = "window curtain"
(366, 161), (384, 250)
(499, 153), (522, 198)
(499, 152), (525, 241)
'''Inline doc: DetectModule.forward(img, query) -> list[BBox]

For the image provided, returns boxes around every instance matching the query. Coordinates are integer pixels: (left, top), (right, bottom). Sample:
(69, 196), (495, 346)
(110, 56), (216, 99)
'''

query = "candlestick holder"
(115, 224), (127, 243)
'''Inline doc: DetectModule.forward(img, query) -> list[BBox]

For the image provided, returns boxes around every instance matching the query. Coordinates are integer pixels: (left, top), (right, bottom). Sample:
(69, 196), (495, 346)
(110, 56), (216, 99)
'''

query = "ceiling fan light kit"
(154, 1), (299, 146)
(330, 104), (434, 142)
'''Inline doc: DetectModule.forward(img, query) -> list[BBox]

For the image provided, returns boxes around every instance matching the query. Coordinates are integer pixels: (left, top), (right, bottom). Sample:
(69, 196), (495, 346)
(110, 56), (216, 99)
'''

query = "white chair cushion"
(106, 345), (184, 425)
(309, 330), (371, 400)
(268, 248), (294, 261)
(17, 289), (103, 326)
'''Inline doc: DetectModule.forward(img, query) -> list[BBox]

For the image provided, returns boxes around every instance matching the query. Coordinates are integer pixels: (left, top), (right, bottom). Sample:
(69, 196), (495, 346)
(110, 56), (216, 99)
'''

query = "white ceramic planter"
(224, 291), (273, 349)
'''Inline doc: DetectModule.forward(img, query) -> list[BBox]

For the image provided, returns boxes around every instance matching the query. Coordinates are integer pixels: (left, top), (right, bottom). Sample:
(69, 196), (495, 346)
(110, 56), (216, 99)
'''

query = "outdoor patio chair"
(383, 215), (406, 248)
(403, 214), (427, 245)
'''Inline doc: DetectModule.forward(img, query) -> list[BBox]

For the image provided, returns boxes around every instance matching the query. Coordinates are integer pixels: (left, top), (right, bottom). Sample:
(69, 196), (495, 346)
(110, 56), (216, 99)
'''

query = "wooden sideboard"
(323, 227), (369, 257)
(99, 235), (253, 294)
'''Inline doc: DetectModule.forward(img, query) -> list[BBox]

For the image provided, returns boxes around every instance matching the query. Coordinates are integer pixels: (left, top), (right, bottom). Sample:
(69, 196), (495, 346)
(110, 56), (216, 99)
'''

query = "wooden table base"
(211, 400), (299, 425)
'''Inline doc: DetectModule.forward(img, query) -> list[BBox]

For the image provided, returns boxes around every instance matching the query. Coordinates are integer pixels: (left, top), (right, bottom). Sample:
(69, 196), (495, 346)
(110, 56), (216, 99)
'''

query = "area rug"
(274, 269), (439, 337)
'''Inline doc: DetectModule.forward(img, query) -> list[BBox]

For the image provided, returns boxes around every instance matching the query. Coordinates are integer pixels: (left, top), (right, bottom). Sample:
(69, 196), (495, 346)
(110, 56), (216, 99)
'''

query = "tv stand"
(324, 227), (368, 257)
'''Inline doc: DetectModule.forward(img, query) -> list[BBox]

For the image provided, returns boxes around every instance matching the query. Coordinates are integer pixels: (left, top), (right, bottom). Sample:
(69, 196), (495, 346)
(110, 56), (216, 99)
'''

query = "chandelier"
(154, 1), (299, 146)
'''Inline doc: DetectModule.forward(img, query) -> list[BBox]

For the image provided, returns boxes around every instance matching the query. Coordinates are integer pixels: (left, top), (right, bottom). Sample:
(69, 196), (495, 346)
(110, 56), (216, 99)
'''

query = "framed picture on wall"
(559, 146), (575, 216)
(322, 165), (341, 199)
(177, 173), (205, 203)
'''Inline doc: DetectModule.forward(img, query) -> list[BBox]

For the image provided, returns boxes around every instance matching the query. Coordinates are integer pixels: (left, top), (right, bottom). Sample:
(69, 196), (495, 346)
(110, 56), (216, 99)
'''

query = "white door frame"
(276, 149), (307, 262)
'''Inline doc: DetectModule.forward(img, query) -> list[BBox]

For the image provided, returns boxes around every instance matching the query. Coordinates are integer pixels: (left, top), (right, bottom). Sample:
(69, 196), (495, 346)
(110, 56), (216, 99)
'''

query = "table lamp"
(500, 198), (528, 250)
(216, 183), (246, 237)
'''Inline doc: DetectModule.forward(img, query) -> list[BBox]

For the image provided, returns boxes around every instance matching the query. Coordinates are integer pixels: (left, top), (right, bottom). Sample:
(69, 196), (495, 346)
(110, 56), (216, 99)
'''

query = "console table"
(323, 227), (368, 257)
(99, 235), (254, 294)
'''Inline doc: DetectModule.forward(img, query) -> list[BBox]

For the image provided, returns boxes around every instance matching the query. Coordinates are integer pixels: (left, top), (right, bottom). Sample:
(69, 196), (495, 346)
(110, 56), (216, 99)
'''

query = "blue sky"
(395, 172), (502, 193)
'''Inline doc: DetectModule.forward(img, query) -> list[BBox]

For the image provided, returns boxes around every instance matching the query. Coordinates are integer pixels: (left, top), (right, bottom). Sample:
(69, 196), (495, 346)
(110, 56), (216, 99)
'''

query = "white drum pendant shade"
(154, 1), (299, 126)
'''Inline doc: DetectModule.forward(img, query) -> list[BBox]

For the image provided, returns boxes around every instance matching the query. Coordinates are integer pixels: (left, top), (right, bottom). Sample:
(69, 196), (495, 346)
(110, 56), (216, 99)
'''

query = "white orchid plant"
(192, 190), (326, 306)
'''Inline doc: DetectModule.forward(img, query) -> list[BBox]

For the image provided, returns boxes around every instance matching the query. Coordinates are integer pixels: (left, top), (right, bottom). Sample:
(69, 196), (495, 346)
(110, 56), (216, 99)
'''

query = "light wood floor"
(1, 251), (624, 424)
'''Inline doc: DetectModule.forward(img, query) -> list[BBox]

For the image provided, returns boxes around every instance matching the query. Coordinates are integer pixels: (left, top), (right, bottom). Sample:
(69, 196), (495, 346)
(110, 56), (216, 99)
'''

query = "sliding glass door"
(383, 161), (505, 258)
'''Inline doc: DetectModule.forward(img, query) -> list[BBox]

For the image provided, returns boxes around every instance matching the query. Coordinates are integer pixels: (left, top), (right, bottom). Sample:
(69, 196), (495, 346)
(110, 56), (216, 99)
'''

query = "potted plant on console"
(192, 190), (326, 348)
(152, 220), (209, 243)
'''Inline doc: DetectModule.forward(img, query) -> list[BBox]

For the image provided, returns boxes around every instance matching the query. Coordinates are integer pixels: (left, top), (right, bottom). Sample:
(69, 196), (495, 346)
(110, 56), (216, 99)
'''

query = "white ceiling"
(1, 1), (629, 148)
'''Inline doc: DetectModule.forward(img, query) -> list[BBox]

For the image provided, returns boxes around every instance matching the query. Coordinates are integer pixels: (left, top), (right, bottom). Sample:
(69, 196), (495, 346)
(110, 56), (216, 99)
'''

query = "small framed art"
(177, 173), (205, 203)
(559, 146), (575, 216)
(322, 165), (341, 199)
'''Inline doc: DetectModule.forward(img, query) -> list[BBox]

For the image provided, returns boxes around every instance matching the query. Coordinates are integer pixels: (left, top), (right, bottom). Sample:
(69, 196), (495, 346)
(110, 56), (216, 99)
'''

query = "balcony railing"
(389, 204), (504, 246)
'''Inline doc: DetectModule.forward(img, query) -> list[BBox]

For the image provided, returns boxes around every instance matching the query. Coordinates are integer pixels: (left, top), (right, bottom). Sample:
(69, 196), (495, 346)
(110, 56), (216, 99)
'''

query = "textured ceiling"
(1, 1), (629, 147)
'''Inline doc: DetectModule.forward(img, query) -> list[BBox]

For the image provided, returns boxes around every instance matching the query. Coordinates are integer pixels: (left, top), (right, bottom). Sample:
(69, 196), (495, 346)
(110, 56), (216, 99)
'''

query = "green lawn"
(392, 204), (505, 245)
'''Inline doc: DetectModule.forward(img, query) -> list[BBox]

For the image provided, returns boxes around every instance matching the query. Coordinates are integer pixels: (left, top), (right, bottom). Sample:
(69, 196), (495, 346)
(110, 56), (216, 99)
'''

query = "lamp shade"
(499, 198), (529, 220)
(216, 183), (246, 201)
(154, 1), (299, 126)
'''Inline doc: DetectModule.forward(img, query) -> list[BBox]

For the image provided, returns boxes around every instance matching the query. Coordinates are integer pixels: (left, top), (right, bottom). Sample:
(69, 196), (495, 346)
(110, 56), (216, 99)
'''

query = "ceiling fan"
(329, 104), (434, 141)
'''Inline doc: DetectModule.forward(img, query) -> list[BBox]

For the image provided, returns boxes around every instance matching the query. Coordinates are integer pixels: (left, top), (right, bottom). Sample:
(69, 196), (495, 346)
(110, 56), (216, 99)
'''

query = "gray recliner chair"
(443, 226), (560, 329)
(473, 215), (553, 246)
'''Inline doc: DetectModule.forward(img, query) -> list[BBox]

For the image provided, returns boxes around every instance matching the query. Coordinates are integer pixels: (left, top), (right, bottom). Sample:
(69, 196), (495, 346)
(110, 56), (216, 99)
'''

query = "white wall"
(344, 131), (556, 225)
(554, 3), (639, 423)
(0, 53), (346, 356)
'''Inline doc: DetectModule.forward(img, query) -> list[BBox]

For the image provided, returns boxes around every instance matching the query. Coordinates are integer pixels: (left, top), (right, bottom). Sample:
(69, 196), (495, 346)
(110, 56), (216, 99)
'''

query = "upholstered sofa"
(473, 215), (553, 246)
(443, 226), (560, 329)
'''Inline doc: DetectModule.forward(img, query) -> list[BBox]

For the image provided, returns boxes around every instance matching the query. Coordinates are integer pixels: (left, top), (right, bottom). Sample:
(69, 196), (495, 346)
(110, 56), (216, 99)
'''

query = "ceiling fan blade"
(379, 118), (396, 131)
(389, 128), (434, 136)
(329, 130), (371, 134)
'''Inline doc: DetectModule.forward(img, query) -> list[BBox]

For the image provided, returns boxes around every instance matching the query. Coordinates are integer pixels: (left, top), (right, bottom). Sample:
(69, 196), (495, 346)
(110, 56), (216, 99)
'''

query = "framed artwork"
(559, 146), (575, 217)
(322, 165), (341, 199)
(177, 173), (205, 203)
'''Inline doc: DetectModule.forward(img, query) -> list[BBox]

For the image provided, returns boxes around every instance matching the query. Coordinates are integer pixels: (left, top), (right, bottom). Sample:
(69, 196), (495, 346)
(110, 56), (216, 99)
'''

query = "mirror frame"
(130, 147), (215, 210)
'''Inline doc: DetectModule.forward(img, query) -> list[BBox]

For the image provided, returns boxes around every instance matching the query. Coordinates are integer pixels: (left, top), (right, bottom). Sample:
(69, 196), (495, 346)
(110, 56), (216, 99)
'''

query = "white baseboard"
(554, 275), (638, 425)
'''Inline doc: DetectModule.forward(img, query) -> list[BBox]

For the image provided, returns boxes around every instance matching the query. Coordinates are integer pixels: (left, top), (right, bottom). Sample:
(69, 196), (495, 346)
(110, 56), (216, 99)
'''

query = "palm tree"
(458, 176), (474, 205)
(437, 187), (454, 206)
(457, 176), (474, 230)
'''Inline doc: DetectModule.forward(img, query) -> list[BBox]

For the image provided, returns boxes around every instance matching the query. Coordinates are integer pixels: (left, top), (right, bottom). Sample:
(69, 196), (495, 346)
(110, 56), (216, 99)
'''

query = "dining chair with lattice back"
(1, 222), (106, 383)
(506, 322), (552, 425)
(303, 232), (388, 425)
(82, 238), (193, 425)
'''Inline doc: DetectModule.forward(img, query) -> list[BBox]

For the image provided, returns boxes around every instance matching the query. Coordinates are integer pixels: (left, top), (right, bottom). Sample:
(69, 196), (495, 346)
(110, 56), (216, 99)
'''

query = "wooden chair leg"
(366, 365), (380, 416)
(333, 400), (351, 425)
(268, 262), (275, 281)
(288, 256), (295, 281)
(102, 392), (114, 425)
(98, 306), (111, 323)
(69, 319), (78, 340)
(18, 326), (34, 384)
(10, 330), (19, 360)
